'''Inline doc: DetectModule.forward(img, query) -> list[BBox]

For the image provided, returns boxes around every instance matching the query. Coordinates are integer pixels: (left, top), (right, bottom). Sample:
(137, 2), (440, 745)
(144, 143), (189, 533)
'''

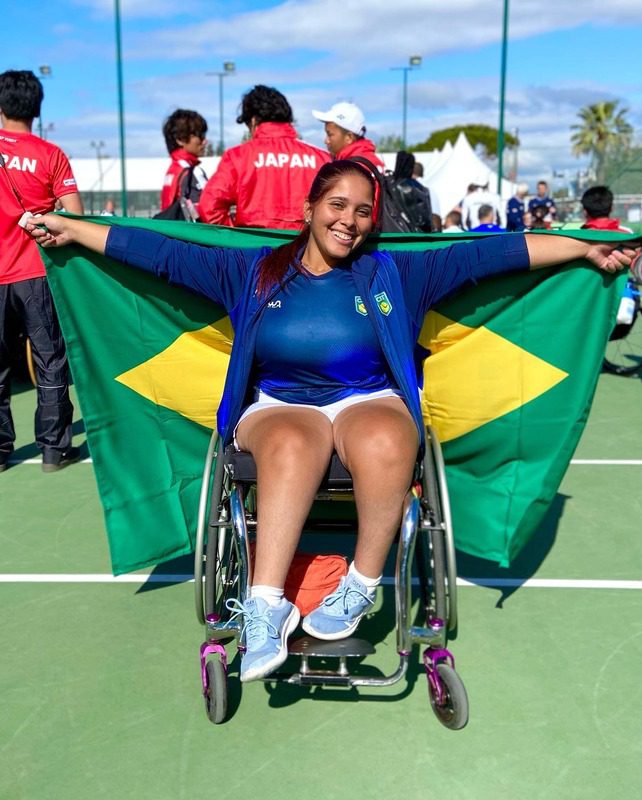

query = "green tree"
(570, 101), (633, 184)
(377, 134), (404, 152)
(411, 124), (518, 157)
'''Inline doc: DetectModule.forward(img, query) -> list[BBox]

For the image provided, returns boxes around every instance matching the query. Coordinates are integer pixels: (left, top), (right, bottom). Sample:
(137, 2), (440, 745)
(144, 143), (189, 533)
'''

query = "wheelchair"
(603, 277), (642, 376)
(194, 425), (468, 730)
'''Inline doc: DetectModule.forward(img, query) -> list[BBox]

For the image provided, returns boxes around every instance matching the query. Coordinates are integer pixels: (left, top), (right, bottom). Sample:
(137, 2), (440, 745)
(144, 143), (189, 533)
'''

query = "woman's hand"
(24, 214), (110, 255)
(584, 242), (641, 273)
(24, 212), (72, 247)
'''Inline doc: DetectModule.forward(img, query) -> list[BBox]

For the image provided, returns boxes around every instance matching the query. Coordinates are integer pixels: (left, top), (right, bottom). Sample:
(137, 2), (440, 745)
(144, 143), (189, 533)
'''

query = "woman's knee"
(250, 415), (333, 472)
(336, 405), (418, 471)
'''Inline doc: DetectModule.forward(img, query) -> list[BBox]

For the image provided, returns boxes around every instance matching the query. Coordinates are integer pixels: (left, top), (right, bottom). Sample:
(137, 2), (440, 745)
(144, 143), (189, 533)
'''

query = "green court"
(2, 369), (641, 800)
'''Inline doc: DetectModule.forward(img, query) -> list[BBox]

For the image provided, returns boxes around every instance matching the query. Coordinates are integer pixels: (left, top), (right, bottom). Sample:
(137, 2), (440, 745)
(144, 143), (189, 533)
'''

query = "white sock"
(349, 562), (380, 595)
(250, 585), (285, 606)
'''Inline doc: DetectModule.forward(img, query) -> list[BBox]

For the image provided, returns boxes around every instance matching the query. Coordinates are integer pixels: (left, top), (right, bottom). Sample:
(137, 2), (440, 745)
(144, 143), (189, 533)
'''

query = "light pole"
(391, 55), (422, 149)
(91, 140), (107, 192)
(496, 0), (510, 194)
(207, 62), (236, 155)
(37, 65), (52, 139)
(114, 0), (128, 215)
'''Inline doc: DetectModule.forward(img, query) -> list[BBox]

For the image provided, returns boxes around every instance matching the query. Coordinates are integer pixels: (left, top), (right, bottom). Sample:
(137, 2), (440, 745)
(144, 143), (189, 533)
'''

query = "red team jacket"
(0, 129), (78, 284)
(333, 137), (385, 171)
(159, 148), (207, 211)
(199, 122), (330, 229)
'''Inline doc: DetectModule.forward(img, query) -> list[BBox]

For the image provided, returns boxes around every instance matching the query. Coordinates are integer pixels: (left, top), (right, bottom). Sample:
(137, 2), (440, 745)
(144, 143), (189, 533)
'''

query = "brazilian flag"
(42, 218), (631, 573)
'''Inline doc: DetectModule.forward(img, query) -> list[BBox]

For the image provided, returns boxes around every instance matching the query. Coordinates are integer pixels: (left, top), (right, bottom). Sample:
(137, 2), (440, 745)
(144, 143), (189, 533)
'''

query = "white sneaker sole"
(240, 605), (301, 682)
(301, 611), (365, 641)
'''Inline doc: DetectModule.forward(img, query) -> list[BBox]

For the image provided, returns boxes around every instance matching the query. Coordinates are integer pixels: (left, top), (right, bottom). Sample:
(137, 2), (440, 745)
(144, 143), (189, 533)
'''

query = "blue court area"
(2, 369), (641, 799)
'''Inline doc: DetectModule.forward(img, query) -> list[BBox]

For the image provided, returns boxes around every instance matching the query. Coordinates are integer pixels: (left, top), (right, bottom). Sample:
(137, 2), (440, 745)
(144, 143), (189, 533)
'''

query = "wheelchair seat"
(223, 446), (354, 490)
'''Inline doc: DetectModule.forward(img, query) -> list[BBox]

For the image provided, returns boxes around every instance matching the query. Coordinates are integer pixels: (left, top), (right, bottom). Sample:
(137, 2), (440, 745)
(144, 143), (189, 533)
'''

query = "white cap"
(473, 172), (490, 187)
(312, 102), (366, 136)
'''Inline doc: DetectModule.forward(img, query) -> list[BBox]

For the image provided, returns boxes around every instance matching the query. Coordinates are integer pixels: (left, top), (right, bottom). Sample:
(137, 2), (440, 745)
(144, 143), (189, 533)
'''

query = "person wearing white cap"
(312, 102), (384, 170)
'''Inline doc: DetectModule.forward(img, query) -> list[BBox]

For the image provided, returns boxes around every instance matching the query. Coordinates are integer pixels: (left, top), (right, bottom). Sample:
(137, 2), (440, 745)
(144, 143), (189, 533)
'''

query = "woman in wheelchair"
(27, 160), (638, 683)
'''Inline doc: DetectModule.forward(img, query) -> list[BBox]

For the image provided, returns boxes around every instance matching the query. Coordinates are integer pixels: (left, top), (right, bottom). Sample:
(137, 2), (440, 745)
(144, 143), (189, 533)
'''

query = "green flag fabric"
(42, 219), (632, 573)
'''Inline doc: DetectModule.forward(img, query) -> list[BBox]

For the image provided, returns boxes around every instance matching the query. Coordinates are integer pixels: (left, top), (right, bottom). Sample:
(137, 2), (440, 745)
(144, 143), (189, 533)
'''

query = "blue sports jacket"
(106, 227), (530, 447)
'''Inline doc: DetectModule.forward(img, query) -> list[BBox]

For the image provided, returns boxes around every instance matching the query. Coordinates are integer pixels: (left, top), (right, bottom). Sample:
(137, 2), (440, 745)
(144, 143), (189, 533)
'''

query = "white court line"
(2, 574), (642, 590)
(570, 459), (642, 465)
(7, 458), (642, 466)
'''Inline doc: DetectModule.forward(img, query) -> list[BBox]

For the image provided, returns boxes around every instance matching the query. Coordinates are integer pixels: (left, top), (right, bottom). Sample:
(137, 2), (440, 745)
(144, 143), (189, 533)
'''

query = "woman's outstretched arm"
(525, 233), (640, 273)
(25, 213), (110, 253)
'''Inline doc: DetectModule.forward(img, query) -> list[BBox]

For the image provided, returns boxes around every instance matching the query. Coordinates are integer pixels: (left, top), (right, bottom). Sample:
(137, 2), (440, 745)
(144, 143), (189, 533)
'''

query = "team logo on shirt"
(354, 295), (368, 316)
(374, 292), (392, 316)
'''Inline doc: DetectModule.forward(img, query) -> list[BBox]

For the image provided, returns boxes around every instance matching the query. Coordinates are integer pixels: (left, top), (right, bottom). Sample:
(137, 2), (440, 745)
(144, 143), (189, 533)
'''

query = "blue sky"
(4, 0), (642, 187)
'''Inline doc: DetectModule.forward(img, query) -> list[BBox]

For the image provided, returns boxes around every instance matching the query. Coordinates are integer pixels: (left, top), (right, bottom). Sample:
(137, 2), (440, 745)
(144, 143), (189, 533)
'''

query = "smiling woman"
(25, 159), (639, 683)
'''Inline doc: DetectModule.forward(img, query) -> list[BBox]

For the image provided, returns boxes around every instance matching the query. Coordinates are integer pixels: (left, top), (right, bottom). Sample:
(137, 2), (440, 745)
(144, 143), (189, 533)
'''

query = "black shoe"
(42, 446), (81, 473)
(0, 455), (9, 473)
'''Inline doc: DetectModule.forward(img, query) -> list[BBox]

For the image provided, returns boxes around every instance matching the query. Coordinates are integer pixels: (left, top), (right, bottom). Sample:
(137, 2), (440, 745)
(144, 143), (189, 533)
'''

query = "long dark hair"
(256, 160), (377, 296)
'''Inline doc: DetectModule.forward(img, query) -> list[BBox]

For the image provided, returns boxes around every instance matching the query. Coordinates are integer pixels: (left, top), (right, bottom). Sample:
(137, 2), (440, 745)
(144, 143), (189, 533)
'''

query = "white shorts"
(234, 388), (402, 449)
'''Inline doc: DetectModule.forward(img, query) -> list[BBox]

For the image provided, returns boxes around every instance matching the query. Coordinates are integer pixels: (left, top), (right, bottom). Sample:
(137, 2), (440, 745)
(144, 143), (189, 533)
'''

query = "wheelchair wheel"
(416, 428), (457, 629)
(418, 442), (447, 623)
(195, 434), (222, 625)
(428, 663), (469, 730)
(205, 524), (241, 626)
(204, 658), (228, 724)
(603, 308), (642, 375)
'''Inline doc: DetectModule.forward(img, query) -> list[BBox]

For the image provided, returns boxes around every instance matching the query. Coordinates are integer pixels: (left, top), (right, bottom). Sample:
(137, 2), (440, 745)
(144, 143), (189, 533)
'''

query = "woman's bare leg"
(235, 407), (334, 588)
(332, 397), (418, 578)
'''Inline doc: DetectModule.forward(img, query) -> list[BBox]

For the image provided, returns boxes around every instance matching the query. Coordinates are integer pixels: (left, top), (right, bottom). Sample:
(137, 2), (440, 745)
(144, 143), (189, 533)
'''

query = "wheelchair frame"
(194, 425), (468, 729)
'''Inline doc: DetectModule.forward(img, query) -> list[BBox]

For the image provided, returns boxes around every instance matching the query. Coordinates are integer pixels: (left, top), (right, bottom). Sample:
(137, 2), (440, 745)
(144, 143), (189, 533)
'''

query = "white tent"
(423, 132), (516, 217)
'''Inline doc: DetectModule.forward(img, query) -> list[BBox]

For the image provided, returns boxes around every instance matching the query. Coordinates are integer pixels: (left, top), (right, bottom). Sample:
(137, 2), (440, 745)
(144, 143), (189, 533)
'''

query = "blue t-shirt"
(254, 266), (394, 404)
(506, 196), (525, 232)
(470, 223), (505, 233)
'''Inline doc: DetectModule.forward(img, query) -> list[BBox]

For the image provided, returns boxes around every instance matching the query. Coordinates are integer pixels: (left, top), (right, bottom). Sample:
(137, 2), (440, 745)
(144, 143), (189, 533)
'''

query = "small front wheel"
(204, 659), (228, 724)
(428, 663), (468, 730)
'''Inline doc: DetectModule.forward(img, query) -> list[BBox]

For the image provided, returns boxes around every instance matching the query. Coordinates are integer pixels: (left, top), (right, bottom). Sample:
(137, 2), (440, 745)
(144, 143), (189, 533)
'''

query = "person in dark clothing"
(0, 69), (83, 472)
(391, 151), (433, 232)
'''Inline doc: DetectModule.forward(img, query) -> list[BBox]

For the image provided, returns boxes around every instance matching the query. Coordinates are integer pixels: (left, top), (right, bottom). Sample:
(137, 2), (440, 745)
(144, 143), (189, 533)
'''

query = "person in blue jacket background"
(27, 160), (637, 683)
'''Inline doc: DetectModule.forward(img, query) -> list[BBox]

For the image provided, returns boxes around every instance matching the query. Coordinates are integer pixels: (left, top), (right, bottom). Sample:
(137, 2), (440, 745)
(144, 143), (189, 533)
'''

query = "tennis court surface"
(2, 369), (641, 799)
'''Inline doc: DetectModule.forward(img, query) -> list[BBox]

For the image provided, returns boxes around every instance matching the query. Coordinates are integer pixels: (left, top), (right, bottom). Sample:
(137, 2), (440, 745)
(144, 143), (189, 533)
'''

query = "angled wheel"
(428, 663), (469, 730)
(415, 430), (450, 627)
(204, 658), (228, 724)
(205, 524), (241, 627)
(603, 307), (642, 375)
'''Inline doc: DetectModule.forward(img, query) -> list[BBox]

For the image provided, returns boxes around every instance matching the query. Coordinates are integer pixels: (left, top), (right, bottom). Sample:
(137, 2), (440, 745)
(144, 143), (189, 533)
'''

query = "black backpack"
(349, 156), (431, 233)
(392, 178), (433, 232)
(153, 166), (200, 221)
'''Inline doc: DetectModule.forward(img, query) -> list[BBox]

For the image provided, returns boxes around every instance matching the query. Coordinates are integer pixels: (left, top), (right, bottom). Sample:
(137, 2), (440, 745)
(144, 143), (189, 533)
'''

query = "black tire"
(204, 524), (240, 628)
(204, 658), (228, 724)
(416, 449), (447, 624)
(603, 308), (642, 375)
(428, 663), (469, 730)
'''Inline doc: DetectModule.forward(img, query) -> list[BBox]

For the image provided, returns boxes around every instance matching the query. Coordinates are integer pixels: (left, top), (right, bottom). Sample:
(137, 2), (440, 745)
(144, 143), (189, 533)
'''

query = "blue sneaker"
(301, 574), (375, 640)
(226, 597), (300, 682)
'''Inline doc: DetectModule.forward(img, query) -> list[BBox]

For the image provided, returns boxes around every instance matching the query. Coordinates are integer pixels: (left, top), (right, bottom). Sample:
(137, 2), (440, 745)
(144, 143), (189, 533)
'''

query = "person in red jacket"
(312, 101), (385, 170)
(159, 109), (209, 216)
(580, 185), (633, 233)
(0, 70), (84, 472)
(199, 85), (330, 229)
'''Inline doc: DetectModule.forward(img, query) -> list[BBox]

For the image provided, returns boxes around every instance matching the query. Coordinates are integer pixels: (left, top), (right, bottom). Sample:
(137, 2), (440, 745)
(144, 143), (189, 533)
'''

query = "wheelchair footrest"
(288, 636), (375, 659)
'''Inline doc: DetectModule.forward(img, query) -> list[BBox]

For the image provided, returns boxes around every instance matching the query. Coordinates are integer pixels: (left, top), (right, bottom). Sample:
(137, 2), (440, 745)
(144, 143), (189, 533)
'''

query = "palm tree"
(570, 101), (633, 183)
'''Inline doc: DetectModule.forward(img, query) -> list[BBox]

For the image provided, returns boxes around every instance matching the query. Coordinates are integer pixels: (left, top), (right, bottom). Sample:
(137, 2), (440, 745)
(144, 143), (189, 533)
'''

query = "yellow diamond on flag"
(419, 311), (568, 443)
(115, 319), (233, 430)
